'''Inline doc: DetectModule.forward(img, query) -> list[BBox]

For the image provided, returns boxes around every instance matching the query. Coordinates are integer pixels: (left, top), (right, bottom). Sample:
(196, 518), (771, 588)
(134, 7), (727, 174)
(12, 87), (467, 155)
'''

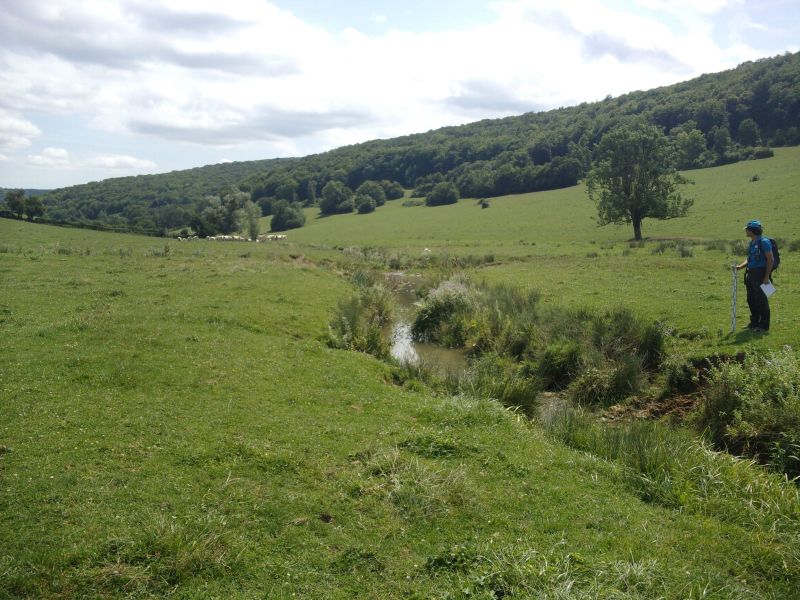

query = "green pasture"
(2, 219), (799, 598)
(279, 147), (800, 353)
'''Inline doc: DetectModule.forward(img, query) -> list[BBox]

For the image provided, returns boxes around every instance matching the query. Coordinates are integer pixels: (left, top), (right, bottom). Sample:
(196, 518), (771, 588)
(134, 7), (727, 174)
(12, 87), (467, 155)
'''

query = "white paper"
(761, 282), (777, 298)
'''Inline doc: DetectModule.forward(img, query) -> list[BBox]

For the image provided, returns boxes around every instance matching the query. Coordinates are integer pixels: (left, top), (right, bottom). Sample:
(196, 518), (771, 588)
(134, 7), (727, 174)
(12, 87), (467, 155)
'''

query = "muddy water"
(385, 273), (468, 374)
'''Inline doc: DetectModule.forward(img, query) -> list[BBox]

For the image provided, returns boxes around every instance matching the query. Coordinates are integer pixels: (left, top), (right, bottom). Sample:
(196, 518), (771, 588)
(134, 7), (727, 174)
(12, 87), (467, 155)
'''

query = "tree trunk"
(633, 218), (642, 241)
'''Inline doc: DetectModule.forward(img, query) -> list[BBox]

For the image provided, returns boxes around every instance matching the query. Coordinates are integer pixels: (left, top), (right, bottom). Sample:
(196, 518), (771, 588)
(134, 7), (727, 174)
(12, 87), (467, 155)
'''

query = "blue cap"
(745, 219), (762, 230)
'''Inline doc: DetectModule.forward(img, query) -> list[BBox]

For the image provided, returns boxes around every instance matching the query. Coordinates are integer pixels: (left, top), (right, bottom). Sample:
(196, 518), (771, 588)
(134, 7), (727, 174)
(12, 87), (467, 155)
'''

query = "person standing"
(736, 219), (774, 331)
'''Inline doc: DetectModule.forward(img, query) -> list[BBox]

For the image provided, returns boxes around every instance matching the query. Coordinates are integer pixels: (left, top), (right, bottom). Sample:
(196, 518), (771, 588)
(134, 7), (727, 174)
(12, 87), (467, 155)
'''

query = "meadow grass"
(2, 219), (800, 597)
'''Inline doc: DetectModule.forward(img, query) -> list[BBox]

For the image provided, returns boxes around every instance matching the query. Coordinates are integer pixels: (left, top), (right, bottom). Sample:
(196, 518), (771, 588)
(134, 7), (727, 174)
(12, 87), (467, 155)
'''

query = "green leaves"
(587, 123), (693, 240)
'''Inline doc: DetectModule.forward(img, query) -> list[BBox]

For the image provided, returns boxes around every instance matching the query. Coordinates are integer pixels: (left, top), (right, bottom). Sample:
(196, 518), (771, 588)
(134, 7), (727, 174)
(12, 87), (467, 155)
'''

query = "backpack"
(759, 238), (780, 271)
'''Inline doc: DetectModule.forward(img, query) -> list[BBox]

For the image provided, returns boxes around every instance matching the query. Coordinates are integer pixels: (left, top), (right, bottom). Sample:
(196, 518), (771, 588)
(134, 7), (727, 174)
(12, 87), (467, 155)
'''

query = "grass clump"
(423, 539), (764, 599)
(700, 348), (800, 479)
(568, 356), (646, 407)
(358, 447), (467, 517)
(328, 282), (394, 359)
(80, 514), (236, 597)
(411, 277), (475, 347)
(461, 353), (540, 414)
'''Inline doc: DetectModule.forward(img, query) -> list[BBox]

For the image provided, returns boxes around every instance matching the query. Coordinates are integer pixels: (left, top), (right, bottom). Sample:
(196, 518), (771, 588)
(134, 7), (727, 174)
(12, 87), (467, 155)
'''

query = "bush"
(700, 349), (800, 478)
(320, 181), (355, 215)
(380, 180), (405, 200)
(753, 147), (774, 159)
(355, 194), (376, 214)
(425, 182), (460, 206)
(356, 181), (386, 207)
(270, 200), (306, 232)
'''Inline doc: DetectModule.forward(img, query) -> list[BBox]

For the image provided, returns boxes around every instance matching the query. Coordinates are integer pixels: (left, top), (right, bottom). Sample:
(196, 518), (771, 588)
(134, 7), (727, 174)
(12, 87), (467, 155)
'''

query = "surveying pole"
(731, 264), (738, 333)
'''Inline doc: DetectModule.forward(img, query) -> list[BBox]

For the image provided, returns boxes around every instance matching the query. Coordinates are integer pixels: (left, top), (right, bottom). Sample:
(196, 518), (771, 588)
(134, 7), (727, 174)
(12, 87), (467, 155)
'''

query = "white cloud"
(27, 147), (70, 167)
(24, 147), (156, 171)
(371, 13), (388, 24)
(0, 0), (786, 170)
(0, 153), (8, 162)
(0, 110), (41, 151)
(83, 154), (157, 170)
(635, 0), (743, 15)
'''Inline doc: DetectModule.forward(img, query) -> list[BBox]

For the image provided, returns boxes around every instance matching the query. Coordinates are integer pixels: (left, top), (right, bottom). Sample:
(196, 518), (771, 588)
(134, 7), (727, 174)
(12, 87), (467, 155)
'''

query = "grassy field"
(277, 147), (800, 354)
(2, 217), (800, 598)
(0, 213), (800, 598)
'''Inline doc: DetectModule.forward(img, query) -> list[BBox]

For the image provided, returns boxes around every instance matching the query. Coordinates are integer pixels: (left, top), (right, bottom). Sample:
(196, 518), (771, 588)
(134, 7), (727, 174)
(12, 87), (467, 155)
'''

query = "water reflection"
(386, 273), (468, 374)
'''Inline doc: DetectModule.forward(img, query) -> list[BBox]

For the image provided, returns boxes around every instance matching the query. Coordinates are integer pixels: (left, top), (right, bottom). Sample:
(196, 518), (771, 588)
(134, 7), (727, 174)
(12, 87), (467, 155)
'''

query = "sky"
(0, 0), (798, 189)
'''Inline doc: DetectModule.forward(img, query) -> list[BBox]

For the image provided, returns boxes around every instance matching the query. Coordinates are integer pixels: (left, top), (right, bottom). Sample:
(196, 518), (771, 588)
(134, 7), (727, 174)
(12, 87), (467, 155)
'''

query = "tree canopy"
(426, 182), (460, 206)
(587, 123), (693, 240)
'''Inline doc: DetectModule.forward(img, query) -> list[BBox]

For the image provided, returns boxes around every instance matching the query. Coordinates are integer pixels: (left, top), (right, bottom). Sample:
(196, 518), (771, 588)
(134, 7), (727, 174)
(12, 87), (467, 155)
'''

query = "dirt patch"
(602, 394), (701, 423)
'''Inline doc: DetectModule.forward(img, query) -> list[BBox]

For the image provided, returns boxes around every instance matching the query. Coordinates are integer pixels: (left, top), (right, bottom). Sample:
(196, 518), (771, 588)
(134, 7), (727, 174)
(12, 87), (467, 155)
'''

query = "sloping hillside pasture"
(283, 147), (800, 352)
(2, 219), (799, 598)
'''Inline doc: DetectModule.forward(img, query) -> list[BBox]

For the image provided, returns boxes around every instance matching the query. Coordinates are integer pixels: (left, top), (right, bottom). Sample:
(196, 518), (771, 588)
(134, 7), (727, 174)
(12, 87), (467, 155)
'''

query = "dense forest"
(9, 51), (800, 236)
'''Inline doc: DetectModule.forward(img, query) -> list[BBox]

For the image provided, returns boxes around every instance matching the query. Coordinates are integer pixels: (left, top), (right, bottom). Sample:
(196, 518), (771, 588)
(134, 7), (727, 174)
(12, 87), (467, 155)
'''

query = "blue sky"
(0, 0), (797, 189)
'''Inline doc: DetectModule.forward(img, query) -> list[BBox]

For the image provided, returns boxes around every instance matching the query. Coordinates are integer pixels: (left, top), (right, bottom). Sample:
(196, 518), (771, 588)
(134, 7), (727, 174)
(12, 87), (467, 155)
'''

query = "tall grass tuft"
(700, 348), (800, 479)
(328, 283), (394, 359)
(540, 404), (800, 539)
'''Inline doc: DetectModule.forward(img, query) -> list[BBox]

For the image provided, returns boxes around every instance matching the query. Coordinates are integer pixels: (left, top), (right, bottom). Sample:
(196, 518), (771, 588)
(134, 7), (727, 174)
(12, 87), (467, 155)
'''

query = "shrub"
(320, 181), (355, 215)
(753, 147), (774, 159)
(270, 200), (306, 231)
(355, 194), (376, 214)
(700, 349), (800, 478)
(425, 182), (460, 206)
(356, 181), (386, 206)
(380, 180), (405, 200)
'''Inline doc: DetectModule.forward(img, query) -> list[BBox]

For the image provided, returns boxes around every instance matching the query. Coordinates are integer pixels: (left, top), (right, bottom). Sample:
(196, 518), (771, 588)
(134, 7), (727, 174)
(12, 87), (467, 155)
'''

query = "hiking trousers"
(745, 267), (770, 330)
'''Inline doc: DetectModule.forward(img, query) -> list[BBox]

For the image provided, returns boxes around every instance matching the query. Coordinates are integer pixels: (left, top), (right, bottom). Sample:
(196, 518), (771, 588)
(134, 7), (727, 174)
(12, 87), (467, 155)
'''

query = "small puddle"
(385, 273), (468, 374)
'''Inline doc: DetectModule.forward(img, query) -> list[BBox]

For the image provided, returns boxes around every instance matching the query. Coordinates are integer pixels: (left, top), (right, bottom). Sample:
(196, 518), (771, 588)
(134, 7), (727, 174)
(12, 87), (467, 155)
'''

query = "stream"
(385, 273), (468, 374)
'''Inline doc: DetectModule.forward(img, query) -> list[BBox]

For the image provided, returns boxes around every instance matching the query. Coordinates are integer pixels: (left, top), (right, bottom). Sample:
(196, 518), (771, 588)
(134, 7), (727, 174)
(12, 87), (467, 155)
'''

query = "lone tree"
(587, 124), (692, 241)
